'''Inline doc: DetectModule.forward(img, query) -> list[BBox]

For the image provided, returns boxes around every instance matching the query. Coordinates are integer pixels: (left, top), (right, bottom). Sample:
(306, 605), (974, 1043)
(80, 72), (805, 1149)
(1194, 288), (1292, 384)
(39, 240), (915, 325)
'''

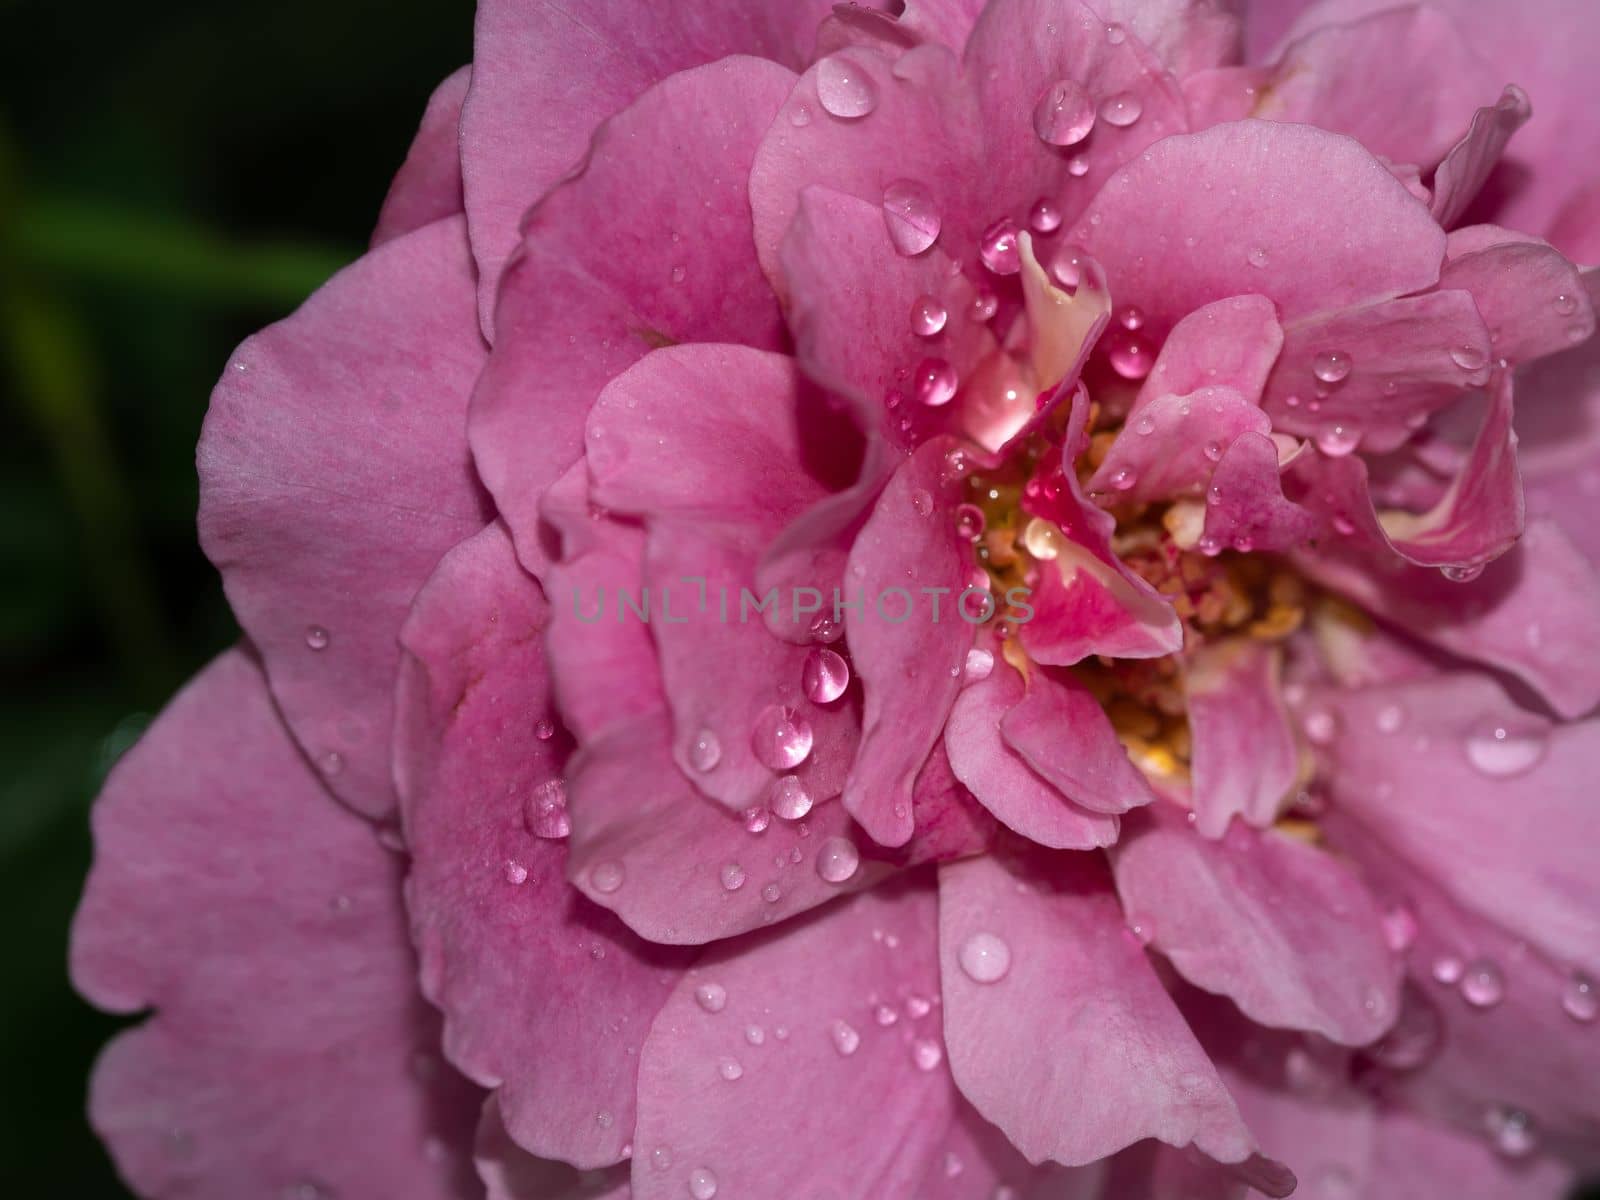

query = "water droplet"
(1312, 350), (1352, 384)
(789, 104), (812, 127)
(769, 774), (815, 821)
(809, 613), (844, 643)
(910, 293), (948, 337)
(1066, 153), (1089, 177)
(1048, 243), (1086, 289)
(1104, 21), (1127, 44)
(1106, 331), (1153, 380)
(1315, 424), (1361, 457)
(761, 882), (782, 903)
(1247, 246), (1269, 269)
(1450, 343), (1488, 372)
(905, 993), (932, 1019)
(958, 931), (1012, 983)
(595, 1110), (614, 1129)
(883, 180), (941, 256)
(1099, 91), (1143, 127)
(916, 357), (959, 406)
(1562, 971), (1598, 1022)
(1117, 304), (1144, 331)
(719, 863), (746, 892)
(969, 288), (998, 322)
(745, 1024), (767, 1045)
(1554, 293), (1579, 316)
(1432, 955), (1463, 984)
(816, 837), (861, 884)
(911, 1038), (943, 1071)
(1375, 703), (1405, 734)
(525, 778), (570, 838)
(1108, 467), (1137, 492)
(503, 859), (529, 885)
(1485, 1106), (1536, 1158)
(816, 54), (878, 119)
(694, 982), (727, 1012)
(953, 503), (987, 541)
(1302, 706), (1339, 746)
(688, 1166), (720, 1199)
(1381, 903), (1417, 952)
(1028, 197), (1062, 234)
(669, 264), (686, 285)
(590, 860), (625, 894)
(1440, 562), (1485, 583)
(802, 648), (850, 704)
(717, 1056), (743, 1081)
(689, 729), (722, 772)
(963, 648), (995, 684)
(1464, 718), (1547, 777)
(828, 1018), (861, 1055)
(651, 1146), (673, 1171)
(979, 218), (1021, 275)
(305, 625), (329, 650)
(1459, 958), (1505, 1008)
(911, 488), (935, 517)
(320, 750), (344, 777)
(1032, 78), (1096, 146)
(535, 717), (555, 740)
(751, 705), (813, 770)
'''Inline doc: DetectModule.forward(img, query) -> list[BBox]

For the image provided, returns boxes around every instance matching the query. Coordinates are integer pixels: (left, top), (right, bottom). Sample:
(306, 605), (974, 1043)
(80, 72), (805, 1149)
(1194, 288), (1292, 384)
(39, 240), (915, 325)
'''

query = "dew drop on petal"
(651, 1147), (673, 1171)
(1440, 562), (1486, 583)
(1247, 246), (1269, 269)
(980, 218), (1022, 275)
(954, 503), (987, 540)
(304, 625), (329, 650)
(1554, 293), (1579, 316)
(1459, 958), (1505, 1008)
(694, 982), (728, 1013)
(916, 357), (959, 407)
(809, 613), (844, 643)
(1302, 706), (1339, 746)
(1031, 78), (1096, 146)
(1067, 153), (1090, 177)
(1098, 91), (1142, 127)
(816, 836), (861, 884)
(717, 1057), (743, 1081)
(1381, 903), (1417, 953)
(816, 54), (878, 118)
(1117, 304), (1144, 331)
(761, 882), (782, 903)
(320, 750), (345, 777)
(1375, 703), (1405, 734)
(590, 860), (625, 894)
(745, 1024), (767, 1045)
(882, 179), (941, 256)
(1104, 21), (1127, 44)
(751, 704), (814, 770)
(1450, 343), (1488, 372)
(742, 805), (771, 834)
(969, 288), (998, 322)
(911, 1038), (944, 1071)
(688, 1166), (720, 1199)
(803, 647), (851, 704)
(1315, 424), (1361, 457)
(1028, 197), (1062, 234)
(535, 717), (555, 740)
(504, 860), (528, 885)
(1432, 955), (1463, 985)
(1464, 718), (1547, 777)
(719, 863), (747, 892)
(1106, 331), (1153, 380)
(828, 1018), (861, 1056)
(911, 293), (948, 337)
(770, 774), (814, 821)
(1563, 971), (1598, 1022)
(958, 931), (1012, 983)
(1485, 1106), (1537, 1159)
(525, 778), (570, 839)
(911, 488), (935, 517)
(1049, 243), (1085, 289)
(689, 729), (722, 772)
(1312, 350), (1352, 384)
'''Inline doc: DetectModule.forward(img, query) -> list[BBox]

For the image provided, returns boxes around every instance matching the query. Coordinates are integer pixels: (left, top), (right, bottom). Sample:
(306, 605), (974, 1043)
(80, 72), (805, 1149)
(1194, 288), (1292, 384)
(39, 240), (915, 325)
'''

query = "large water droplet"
(979, 218), (1021, 275)
(1098, 91), (1143, 127)
(694, 982), (728, 1013)
(882, 180), (941, 256)
(958, 931), (1012, 983)
(1315, 424), (1361, 457)
(525, 778), (570, 839)
(1450, 343), (1488, 372)
(1028, 197), (1063, 234)
(751, 705), (813, 770)
(816, 55), (878, 119)
(803, 647), (850, 704)
(742, 805), (770, 834)
(770, 774), (814, 821)
(828, 1018), (861, 1055)
(1106, 330), (1154, 380)
(1440, 562), (1485, 583)
(503, 860), (528, 885)
(689, 729), (722, 772)
(816, 836), (861, 884)
(916, 357), (959, 407)
(590, 860), (625, 894)
(1563, 971), (1598, 1022)
(304, 625), (329, 650)
(534, 717), (555, 741)
(717, 1057), (743, 1081)
(1463, 718), (1547, 777)
(719, 863), (746, 892)
(1033, 78), (1096, 146)
(688, 1166), (720, 1199)
(1459, 958), (1505, 1008)
(910, 294), (948, 337)
(1312, 350), (1352, 384)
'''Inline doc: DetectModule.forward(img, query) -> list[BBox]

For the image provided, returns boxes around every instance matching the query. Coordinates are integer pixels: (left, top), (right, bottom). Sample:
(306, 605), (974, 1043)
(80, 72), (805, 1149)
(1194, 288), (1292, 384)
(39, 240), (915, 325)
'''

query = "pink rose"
(72, 2), (1600, 1198)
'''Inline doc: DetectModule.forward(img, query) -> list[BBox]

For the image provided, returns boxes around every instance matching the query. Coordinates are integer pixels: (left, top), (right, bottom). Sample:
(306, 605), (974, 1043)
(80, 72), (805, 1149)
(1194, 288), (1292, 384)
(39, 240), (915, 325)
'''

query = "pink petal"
(1548, 178), (1600, 264)
(1133, 294), (1285, 414)
(842, 439), (975, 846)
(938, 850), (1294, 1194)
(1110, 804), (1401, 1044)
(70, 650), (479, 1198)
(1184, 638), (1302, 836)
(1088, 387), (1272, 503)
(461, 0), (848, 327)
(470, 57), (792, 564)
(1200, 431), (1323, 553)
(396, 522), (687, 1166)
(629, 882), (957, 1200)
(916, 1097), (1109, 1199)
(1000, 664), (1156, 814)
(1368, 1110), (1575, 1200)
(1069, 120), (1446, 333)
(1439, 226), (1596, 364)
(943, 652), (1122, 849)
(1430, 86), (1532, 229)
(1262, 289), (1492, 454)
(897, 0), (988, 50)
(197, 216), (491, 818)
(475, 1097), (630, 1200)
(373, 65), (469, 246)
(1084, 0), (1244, 75)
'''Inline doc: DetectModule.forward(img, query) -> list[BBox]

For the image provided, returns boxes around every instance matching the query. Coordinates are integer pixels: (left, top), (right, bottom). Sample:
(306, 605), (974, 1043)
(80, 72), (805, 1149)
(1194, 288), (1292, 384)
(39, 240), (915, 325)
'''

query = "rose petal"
(373, 65), (470, 246)
(1000, 663), (1156, 814)
(1430, 86), (1532, 229)
(1184, 638), (1303, 836)
(474, 1097), (630, 1200)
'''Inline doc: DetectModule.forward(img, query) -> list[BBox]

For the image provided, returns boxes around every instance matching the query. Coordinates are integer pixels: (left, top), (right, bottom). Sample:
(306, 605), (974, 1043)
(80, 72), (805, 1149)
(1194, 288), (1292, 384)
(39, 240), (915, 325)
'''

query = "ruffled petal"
(373, 66), (469, 246)
(474, 1097), (630, 1200)
(70, 650), (479, 1199)
(197, 216), (491, 818)
(1089, 388), (1271, 504)
(1430, 86), (1532, 230)
(938, 850), (1294, 1194)
(1184, 638), (1302, 835)
(1200, 431), (1323, 552)
(1439, 226), (1596, 364)
(1132, 294), (1284, 415)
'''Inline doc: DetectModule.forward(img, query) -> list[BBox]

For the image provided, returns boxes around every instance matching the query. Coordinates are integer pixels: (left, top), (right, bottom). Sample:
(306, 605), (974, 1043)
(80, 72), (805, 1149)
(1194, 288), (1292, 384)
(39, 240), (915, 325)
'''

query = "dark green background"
(2, 0), (1596, 1196)
(2, 1), (468, 1191)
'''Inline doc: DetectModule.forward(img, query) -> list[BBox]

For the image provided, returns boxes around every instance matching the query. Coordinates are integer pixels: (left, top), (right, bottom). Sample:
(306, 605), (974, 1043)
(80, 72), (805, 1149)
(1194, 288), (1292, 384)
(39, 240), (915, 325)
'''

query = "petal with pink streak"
(396, 521), (689, 1166)
(938, 850), (1294, 1194)
(1430, 85), (1532, 229)
(373, 65), (469, 246)
(1019, 391), (1184, 665)
(470, 57), (792, 565)
(629, 881), (957, 1200)
(1439, 226), (1596, 364)
(564, 716), (891, 945)
(70, 650), (479, 1199)
(475, 1097), (630, 1200)
(1298, 516), (1600, 719)
(1070, 120), (1446, 333)
(842, 439), (975, 847)
(1184, 637), (1302, 836)
(1001, 664), (1156, 814)
(1201, 431), (1322, 553)
(943, 653), (1121, 849)
(1254, 6), (1499, 168)
(1088, 387), (1270, 503)
(461, 0), (858, 326)
(1111, 804), (1401, 1044)
(1133, 294), (1284, 413)
(1369, 1111), (1574, 1200)
(1262, 289), (1492, 453)
(197, 216), (491, 818)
